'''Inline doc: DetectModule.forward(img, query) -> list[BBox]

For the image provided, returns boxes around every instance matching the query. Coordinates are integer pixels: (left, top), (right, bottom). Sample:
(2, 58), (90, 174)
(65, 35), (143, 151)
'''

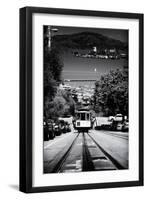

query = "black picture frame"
(19, 6), (144, 193)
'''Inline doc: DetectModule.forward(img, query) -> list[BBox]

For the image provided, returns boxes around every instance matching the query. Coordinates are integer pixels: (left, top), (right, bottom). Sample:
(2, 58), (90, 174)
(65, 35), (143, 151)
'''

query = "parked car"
(65, 122), (71, 132)
(110, 120), (118, 131)
(115, 114), (123, 122)
(116, 122), (123, 131)
(122, 120), (129, 132)
(43, 120), (50, 141)
(53, 122), (62, 136)
(47, 120), (55, 139)
(59, 120), (67, 133)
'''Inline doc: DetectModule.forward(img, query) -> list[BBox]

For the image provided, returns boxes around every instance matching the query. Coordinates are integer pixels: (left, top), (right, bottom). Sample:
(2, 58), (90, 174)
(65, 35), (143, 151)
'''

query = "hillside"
(52, 31), (128, 51)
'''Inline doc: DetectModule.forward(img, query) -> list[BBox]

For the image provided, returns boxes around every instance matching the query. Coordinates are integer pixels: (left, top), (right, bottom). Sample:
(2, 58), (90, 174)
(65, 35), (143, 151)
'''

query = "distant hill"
(52, 31), (128, 51)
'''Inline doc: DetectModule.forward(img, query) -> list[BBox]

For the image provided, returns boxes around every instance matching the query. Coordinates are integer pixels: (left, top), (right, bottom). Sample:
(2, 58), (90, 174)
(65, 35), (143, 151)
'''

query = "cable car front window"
(87, 113), (89, 120)
(81, 113), (85, 120)
(76, 113), (80, 120)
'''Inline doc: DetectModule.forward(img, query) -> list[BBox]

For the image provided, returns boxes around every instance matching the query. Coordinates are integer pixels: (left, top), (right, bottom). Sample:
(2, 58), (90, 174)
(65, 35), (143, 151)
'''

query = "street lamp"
(47, 26), (58, 50)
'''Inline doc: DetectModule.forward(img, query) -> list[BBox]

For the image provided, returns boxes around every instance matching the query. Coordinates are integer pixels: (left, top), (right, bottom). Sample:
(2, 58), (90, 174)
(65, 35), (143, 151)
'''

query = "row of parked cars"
(110, 119), (129, 132)
(43, 119), (71, 141)
(94, 114), (129, 132)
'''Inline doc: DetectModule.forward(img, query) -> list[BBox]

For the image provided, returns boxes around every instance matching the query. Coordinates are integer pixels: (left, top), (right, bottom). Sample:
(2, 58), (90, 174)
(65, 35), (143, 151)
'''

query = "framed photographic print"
(19, 7), (144, 193)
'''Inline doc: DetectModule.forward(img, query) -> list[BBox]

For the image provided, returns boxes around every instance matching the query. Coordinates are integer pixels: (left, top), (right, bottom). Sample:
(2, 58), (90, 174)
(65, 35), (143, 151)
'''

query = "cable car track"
(82, 132), (95, 171)
(51, 131), (125, 173)
(52, 133), (80, 173)
(87, 132), (125, 170)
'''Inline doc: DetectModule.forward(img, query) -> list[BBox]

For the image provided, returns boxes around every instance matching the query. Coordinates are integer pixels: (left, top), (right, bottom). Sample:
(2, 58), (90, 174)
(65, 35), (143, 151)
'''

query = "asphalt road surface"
(43, 129), (128, 173)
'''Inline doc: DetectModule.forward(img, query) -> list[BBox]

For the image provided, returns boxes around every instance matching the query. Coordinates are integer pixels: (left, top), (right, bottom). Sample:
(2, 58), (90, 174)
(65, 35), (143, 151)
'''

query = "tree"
(44, 27), (63, 118)
(45, 89), (75, 119)
(94, 68), (128, 116)
(44, 49), (63, 99)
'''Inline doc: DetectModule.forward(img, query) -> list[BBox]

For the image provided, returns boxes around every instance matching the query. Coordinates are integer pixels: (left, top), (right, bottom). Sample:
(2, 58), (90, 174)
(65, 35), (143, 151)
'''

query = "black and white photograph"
(19, 7), (143, 193)
(43, 25), (129, 173)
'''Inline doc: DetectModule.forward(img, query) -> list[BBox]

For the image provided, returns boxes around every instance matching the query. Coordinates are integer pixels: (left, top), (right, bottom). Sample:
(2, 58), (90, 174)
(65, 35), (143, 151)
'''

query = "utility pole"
(47, 26), (58, 51)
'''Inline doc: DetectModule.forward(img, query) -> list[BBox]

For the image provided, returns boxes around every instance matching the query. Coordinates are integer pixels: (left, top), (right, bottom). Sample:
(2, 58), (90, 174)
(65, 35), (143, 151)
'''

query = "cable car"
(73, 109), (92, 133)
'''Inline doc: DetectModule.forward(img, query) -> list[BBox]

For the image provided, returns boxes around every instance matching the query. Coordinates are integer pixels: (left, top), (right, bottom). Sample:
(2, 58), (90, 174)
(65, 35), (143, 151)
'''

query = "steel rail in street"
(82, 132), (95, 171)
(52, 133), (80, 173)
(51, 130), (126, 173)
(87, 132), (125, 170)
